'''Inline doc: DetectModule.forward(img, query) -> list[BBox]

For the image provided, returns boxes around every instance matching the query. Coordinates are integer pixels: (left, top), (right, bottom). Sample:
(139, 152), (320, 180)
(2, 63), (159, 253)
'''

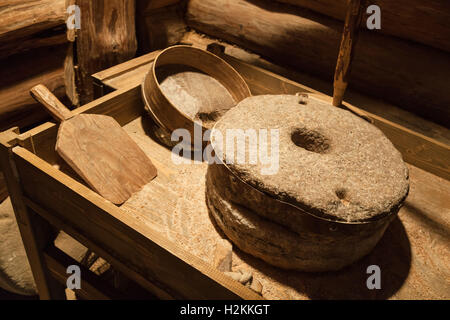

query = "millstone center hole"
(291, 128), (330, 154)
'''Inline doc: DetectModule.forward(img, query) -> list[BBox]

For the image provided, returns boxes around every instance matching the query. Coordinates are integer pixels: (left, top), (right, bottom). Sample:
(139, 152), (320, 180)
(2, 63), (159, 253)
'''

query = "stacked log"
(186, 0), (450, 126)
(0, 0), (67, 59)
(276, 0), (450, 53)
(0, 0), (140, 201)
(0, 0), (68, 131)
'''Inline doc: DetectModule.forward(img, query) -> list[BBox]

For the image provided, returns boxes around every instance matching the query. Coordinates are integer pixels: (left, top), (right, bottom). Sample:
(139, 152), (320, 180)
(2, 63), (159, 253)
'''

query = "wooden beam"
(0, 44), (68, 131)
(136, 0), (181, 13)
(136, 3), (187, 54)
(333, 0), (365, 107)
(0, 0), (66, 58)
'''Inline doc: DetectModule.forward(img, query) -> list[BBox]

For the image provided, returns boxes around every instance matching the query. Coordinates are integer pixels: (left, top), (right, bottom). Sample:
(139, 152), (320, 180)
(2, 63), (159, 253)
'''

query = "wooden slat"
(43, 246), (119, 300)
(92, 50), (161, 89)
(13, 147), (262, 300)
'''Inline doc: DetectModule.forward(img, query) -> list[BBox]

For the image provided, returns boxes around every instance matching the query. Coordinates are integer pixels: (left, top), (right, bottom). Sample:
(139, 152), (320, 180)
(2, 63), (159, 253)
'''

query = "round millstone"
(206, 94), (409, 271)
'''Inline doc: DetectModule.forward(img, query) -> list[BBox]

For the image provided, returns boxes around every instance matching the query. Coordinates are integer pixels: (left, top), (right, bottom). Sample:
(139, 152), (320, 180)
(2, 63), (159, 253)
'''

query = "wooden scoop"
(30, 84), (157, 205)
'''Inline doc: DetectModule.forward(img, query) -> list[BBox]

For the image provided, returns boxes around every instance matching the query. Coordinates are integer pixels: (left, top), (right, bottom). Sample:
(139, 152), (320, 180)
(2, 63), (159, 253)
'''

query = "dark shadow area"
(207, 202), (412, 299)
(141, 112), (212, 162)
(0, 288), (37, 301)
(141, 112), (175, 149)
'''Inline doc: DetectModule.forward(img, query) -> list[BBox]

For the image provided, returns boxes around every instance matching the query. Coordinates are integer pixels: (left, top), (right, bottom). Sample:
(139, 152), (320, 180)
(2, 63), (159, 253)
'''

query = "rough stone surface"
(206, 94), (410, 271)
(249, 279), (263, 295)
(211, 94), (410, 222)
(206, 172), (389, 271)
(213, 238), (233, 272)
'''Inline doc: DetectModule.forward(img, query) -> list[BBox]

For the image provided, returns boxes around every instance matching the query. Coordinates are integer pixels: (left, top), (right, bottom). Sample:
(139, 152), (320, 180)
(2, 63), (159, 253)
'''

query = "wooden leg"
(0, 144), (66, 300)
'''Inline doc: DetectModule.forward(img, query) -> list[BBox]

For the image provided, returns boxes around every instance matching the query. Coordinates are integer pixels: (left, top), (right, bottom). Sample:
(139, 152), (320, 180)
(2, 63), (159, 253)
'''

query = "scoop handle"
(30, 84), (73, 123)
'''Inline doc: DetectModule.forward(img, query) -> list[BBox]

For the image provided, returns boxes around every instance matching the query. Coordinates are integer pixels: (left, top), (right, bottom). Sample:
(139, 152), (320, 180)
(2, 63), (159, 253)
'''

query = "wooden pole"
(332, 0), (366, 107)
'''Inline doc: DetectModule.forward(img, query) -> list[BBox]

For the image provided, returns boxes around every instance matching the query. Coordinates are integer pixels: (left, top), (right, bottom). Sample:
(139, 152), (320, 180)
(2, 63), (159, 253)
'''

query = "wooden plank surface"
(12, 147), (262, 300)
(56, 114), (157, 205)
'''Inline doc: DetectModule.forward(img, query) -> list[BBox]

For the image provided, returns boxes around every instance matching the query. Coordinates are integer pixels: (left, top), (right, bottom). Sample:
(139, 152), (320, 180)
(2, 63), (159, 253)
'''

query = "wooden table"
(0, 43), (448, 299)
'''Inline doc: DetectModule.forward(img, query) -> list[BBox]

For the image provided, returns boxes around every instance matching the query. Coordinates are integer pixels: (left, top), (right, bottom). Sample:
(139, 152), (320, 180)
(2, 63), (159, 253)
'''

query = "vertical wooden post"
(65, 0), (138, 105)
(0, 132), (66, 300)
(333, 0), (366, 107)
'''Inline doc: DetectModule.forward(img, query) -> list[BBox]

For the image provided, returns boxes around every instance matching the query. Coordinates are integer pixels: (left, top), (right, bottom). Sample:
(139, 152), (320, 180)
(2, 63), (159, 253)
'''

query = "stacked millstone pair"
(206, 95), (410, 272)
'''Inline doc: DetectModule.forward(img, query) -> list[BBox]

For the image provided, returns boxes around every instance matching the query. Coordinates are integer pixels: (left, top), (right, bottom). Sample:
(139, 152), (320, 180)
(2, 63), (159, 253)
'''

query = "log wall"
(186, 0), (450, 127)
(276, 0), (450, 53)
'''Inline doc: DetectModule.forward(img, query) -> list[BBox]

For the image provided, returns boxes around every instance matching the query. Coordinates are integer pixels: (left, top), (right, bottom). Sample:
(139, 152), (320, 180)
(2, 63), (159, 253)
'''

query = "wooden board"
(30, 85), (157, 205)
(56, 114), (157, 205)
(0, 0), (66, 59)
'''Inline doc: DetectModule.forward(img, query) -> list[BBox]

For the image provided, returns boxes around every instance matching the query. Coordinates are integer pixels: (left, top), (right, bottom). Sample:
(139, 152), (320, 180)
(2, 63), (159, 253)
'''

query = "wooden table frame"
(0, 44), (448, 300)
